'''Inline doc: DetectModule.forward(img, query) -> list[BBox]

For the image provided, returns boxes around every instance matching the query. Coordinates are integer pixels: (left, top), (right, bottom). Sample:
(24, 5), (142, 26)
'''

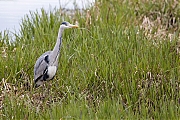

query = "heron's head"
(60, 21), (79, 29)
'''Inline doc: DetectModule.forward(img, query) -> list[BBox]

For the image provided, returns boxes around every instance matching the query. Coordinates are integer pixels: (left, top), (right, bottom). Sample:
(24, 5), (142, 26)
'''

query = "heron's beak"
(69, 24), (79, 28)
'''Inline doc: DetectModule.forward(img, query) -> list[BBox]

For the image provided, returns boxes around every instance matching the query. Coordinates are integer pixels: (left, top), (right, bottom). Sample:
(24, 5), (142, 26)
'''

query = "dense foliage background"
(0, 0), (179, 119)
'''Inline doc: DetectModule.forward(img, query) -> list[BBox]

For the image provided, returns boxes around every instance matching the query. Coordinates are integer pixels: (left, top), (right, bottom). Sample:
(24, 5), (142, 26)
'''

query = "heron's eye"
(61, 22), (68, 26)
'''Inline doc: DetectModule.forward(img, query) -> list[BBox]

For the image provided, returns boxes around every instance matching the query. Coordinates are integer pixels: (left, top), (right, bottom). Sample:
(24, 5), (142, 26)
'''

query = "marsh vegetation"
(0, 0), (179, 119)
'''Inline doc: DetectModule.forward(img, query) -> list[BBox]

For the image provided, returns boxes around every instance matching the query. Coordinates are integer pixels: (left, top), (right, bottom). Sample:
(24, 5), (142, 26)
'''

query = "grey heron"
(34, 21), (78, 88)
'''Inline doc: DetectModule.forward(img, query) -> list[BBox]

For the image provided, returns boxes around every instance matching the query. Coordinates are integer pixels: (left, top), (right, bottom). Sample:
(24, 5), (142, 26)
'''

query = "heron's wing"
(34, 51), (51, 81)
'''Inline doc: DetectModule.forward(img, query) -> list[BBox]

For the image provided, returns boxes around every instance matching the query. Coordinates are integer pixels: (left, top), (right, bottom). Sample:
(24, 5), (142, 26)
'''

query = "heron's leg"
(43, 81), (50, 98)
(41, 82), (46, 98)
(47, 81), (53, 103)
(47, 81), (51, 97)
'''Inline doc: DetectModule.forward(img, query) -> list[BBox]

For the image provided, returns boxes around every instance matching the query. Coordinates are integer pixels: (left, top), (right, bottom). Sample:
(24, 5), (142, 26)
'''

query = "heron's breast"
(47, 66), (57, 79)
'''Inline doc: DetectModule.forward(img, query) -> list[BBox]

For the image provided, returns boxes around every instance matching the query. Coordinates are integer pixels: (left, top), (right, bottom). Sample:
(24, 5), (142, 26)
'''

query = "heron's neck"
(49, 28), (64, 64)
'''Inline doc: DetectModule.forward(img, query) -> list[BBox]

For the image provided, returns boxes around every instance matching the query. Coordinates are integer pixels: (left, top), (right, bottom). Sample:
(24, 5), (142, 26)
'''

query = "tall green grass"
(0, 0), (179, 119)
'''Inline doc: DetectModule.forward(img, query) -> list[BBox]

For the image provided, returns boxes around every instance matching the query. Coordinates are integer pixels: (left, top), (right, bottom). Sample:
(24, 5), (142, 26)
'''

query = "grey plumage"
(34, 21), (78, 88)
